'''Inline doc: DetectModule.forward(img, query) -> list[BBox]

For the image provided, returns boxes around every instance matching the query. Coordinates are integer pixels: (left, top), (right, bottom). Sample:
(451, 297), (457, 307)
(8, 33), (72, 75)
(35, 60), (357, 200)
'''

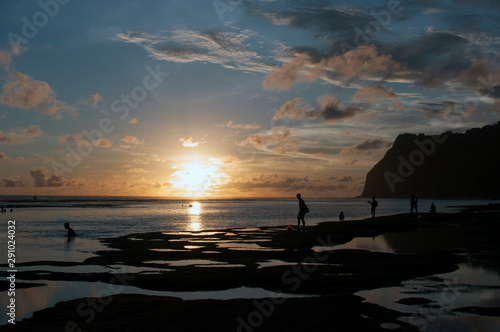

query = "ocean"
(0, 196), (492, 264)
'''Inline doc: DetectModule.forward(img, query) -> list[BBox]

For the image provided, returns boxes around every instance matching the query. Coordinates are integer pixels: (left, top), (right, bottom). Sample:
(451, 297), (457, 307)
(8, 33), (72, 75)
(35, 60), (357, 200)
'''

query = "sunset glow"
(0, 1), (499, 198)
(169, 163), (224, 196)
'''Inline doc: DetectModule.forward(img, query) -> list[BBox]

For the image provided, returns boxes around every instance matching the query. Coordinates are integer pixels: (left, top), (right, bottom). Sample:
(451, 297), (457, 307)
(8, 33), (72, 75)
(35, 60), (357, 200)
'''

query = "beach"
(1, 204), (500, 331)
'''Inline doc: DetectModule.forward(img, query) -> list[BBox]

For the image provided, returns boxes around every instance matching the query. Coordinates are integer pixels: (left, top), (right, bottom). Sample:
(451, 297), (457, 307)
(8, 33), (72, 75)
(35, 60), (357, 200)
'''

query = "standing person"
(414, 196), (418, 214)
(430, 202), (436, 214)
(339, 211), (345, 221)
(296, 193), (309, 231)
(410, 195), (415, 214)
(368, 197), (378, 218)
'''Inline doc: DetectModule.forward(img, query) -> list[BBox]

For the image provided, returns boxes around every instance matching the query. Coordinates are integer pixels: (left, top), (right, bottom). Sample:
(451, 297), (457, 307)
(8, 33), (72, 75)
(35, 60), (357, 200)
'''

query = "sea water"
(0, 197), (492, 264)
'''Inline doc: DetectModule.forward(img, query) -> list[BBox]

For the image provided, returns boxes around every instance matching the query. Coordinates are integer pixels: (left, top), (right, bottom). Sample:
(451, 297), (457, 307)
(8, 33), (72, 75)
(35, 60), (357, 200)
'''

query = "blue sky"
(1, 0), (499, 198)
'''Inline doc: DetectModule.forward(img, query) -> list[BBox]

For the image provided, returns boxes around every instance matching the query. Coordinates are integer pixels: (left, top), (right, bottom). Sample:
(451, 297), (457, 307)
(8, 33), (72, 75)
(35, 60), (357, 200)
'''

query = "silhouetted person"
(368, 197), (378, 218)
(339, 211), (345, 221)
(296, 193), (309, 231)
(410, 195), (416, 214)
(64, 222), (77, 241)
(430, 203), (436, 214)
(414, 196), (418, 214)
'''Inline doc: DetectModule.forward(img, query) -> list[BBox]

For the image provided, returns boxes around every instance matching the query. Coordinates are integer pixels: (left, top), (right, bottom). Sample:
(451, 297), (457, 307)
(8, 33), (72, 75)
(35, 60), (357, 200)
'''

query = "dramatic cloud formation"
(0, 71), (76, 118)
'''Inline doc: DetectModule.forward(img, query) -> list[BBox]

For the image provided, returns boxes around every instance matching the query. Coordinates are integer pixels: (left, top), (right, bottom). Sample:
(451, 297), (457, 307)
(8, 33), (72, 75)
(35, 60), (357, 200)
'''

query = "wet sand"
(1, 206), (499, 331)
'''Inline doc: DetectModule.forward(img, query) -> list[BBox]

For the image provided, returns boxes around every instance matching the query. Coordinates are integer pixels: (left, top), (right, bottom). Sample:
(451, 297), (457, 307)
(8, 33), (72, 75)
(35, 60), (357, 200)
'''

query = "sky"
(0, 0), (499, 198)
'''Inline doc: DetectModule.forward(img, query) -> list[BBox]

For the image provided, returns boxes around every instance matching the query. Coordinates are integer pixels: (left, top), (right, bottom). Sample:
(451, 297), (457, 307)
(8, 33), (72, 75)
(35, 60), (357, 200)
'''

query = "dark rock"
(360, 122), (500, 198)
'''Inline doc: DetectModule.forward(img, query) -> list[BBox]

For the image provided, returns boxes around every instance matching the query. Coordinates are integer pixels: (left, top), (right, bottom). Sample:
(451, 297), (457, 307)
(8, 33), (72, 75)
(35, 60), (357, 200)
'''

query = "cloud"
(353, 84), (402, 108)
(29, 168), (65, 187)
(263, 45), (404, 90)
(247, 4), (371, 45)
(0, 125), (42, 145)
(179, 136), (199, 147)
(272, 95), (361, 123)
(229, 174), (310, 190)
(28, 168), (83, 187)
(31, 153), (54, 163)
(0, 46), (27, 69)
(93, 138), (113, 148)
(316, 95), (361, 122)
(2, 176), (25, 187)
(339, 137), (392, 157)
(208, 155), (241, 165)
(215, 121), (261, 129)
(272, 97), (310, 121)
(129, 117), (139, 124)
(319, 45), (405, 83)
(0, 152), (28, 164)
(91, 93), (103, 107)
(263, 53), (322, 91)
(337, 176), (354, 183)
(59, 133), (83, 144)
(22, 125), (42, 136)
(121, 135), (142, 145)
(116, 29), (260, 71)
(126, 168), (149, 173)
(239, 126), (299, 154)
(227, 173), (353, 194)
(57, 133), (113, 149)
(0, 71), (76, 118)
(79, 93), (103, 108)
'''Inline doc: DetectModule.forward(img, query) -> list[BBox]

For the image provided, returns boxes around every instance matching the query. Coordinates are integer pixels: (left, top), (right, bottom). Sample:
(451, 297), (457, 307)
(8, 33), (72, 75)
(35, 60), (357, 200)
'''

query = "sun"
(169, 162), (225, 196)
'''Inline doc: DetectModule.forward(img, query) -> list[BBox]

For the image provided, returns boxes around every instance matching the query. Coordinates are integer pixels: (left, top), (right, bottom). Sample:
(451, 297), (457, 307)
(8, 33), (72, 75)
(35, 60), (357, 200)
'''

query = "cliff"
(360, 121), (500, 199)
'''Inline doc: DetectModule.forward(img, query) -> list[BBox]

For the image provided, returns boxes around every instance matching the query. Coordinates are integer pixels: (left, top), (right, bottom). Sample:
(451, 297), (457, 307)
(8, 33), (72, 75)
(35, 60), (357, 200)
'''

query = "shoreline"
(1, 208), (500, 331)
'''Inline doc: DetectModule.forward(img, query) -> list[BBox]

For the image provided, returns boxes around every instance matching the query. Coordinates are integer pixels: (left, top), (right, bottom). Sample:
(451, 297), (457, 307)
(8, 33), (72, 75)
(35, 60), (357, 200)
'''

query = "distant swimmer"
(64, 222), (77, 241)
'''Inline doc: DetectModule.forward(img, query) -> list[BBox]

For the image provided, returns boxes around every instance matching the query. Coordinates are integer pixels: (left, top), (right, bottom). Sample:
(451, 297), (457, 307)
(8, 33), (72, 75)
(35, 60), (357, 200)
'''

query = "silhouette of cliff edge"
(360, 121), (500, 199)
